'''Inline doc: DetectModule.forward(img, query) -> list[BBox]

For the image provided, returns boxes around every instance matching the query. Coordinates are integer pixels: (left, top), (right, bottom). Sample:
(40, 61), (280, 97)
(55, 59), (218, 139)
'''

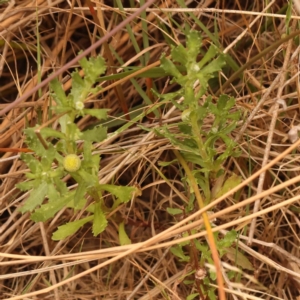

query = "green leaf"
(92, 202), (107, 236)
(24, 127), (49, 156)
(170, 245), (190, 262)
(187, 293), (199, 300)
(81, 126), (107, 142)
(16, 180), (35, 191)
(58, 114), (71, 135)
(79, 55), (106, 84)
(50, 77), (68, 106)
(171, 44), (188, 65)
(99, 184), (135, 203)
(52, 215), (93, 240)
(74, 181), (88, 206)
(52, 106), (72, 114)
(198, 44), (218, 69)
(207, 289), (217, 300)
(166, 207), (183, 215)
(218, 230), (237, 249)
(40, 127), (66, 140)
(118, 221), (131, 245)
(77, 169), (98, 186)
(40, 145), (57, 171)
(83, 108), (109, 120)
(160, 54), (183, 80)
(53, 176), (68, 194)
(66, 122), (82, 141)
(81, 142), (100, 174)
(178, 123), (192, 134)
(19, 181), (48, 213)
(200, 55), (226, 75)
(19, 153), (40, 174)
(47, 183), (60, 202)
(186, 30), (202, 60)
(69, 71), (88, 104)
(31, 192), (73, 222)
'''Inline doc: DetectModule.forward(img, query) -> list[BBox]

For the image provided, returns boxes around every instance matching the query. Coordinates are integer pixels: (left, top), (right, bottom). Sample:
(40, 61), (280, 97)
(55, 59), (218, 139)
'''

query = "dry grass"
(0, 0), (300, 299)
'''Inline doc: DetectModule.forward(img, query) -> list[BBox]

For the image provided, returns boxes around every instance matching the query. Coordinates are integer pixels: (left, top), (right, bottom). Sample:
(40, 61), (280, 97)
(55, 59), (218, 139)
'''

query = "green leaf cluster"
(158, 31), (240, 173)
(158, 30), (244, 297)
(157, 30), (241, 204)
(170, 230), (251, 298)
(17, 55), (137, 241)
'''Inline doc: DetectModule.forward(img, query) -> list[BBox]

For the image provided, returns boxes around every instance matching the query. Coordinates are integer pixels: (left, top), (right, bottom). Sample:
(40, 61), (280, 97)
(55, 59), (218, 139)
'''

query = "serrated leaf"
(92, 202), (107, 236)
(82, 142), (100, 174)
(218, 230), (237, 250)
(194, 240), (209, 256)
(19, 153), (40, 173)
(19, 181), (48, 213)
(186, 30), (202, 60)
(52, 215), (93, 240)
(216, 94), (230, 111)
(118, 221), (131, 245)
(24, 127), (49, 155)
(81, 126), (107, 142)
(79, 55), (106, 84)
(16, 180), (35, 191)
(166, 207), (183, 215)
(201, 55), (226, 75)
(160, 54), (183, 79)
(171, 44), (188, 65)
(198, 44), (218, 69)
(31, 192), (73, 222)
(99, 184), (135, 203)
(83, 108), (109, 120)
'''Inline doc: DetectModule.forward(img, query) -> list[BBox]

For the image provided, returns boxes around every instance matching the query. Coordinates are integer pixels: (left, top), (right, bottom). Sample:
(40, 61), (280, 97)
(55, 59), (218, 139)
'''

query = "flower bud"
(63, 154), (81, 172)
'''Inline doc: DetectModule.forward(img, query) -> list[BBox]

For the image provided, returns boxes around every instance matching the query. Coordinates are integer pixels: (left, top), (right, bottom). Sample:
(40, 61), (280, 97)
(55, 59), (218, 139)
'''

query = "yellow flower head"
(63, 154), (81, 172)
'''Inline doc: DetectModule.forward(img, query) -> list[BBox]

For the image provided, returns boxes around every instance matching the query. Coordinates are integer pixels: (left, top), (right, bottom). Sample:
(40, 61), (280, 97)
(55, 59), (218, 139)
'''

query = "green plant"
(171, 230), (253, 300)
(157, 31), (241, 202)
(17, 55), (137, 241)
(156, 30), (243, 298)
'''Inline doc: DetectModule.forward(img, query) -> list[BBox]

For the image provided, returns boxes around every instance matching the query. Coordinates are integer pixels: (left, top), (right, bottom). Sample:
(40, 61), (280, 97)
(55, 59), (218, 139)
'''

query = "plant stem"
(173, 149), (226, 300)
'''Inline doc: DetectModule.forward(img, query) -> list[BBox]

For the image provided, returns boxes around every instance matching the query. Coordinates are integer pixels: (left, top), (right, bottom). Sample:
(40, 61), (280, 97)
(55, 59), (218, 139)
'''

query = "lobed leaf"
(52, 216), (94, 240)
(19, 181), (48, 213)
